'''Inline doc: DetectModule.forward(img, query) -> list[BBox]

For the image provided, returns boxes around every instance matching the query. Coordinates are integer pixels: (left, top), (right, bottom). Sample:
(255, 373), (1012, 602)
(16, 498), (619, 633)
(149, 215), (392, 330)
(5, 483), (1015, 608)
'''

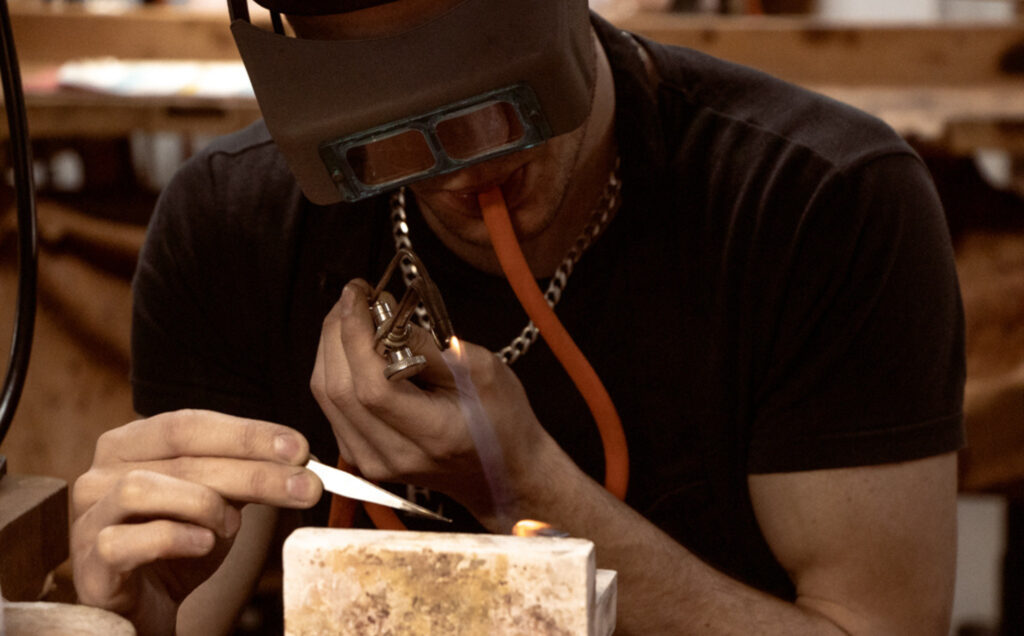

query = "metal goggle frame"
(319, 83), (551, 202)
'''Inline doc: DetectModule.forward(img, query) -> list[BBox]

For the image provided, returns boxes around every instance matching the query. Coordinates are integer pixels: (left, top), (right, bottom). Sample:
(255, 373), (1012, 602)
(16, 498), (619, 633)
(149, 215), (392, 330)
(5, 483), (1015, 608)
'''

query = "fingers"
(337, 281), (391, 382)
(72, 470), (237, 609)
(404, 323), (457, 389)
(93, 410), (309, 466)
(312, 296), (404, 477)
(94, 520), (217, 575)
(76, 412), (323, 519)
(336, 283), (442, 424)
(311, 330), (357, 467)
(315, 284), (438, 479)
(74, 518), (219, 612)
(75, 469), (242, 537)
(75, 459), (321, 518)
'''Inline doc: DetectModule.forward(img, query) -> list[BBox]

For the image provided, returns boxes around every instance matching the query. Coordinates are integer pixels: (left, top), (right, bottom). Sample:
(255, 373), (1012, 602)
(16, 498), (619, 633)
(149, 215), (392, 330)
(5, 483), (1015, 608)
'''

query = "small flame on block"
(511, 519), (570, 538)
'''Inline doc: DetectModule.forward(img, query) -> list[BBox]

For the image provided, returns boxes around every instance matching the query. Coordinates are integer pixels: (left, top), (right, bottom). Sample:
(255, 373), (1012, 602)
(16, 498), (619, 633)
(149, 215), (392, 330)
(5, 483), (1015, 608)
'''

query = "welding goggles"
(228, 0), (596, 205)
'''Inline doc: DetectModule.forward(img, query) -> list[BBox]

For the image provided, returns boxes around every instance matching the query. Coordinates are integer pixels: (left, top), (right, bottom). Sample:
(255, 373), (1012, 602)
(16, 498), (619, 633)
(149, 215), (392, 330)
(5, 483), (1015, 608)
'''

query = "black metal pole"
(0, 0), (38, 453)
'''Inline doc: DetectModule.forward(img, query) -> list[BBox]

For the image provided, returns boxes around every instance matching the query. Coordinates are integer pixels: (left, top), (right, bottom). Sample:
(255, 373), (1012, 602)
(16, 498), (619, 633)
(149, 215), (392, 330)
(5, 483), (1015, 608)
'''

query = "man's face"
(288, 0), (595, 251)
(406, 124), (589, 250)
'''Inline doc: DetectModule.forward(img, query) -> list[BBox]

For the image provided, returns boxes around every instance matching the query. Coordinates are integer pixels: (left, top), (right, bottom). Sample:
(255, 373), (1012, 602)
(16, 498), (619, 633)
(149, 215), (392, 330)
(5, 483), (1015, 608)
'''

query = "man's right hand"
(70, 410), (321, 636)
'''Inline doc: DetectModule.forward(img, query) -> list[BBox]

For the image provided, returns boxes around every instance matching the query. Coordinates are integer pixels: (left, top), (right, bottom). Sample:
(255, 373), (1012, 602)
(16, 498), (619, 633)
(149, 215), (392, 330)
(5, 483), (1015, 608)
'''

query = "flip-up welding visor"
(230, 0), (595, 205)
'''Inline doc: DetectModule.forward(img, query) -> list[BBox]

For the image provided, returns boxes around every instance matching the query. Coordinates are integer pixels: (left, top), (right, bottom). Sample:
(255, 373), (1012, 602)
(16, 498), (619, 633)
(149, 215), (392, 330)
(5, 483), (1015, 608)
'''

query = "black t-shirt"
(131, 15), (965, 599)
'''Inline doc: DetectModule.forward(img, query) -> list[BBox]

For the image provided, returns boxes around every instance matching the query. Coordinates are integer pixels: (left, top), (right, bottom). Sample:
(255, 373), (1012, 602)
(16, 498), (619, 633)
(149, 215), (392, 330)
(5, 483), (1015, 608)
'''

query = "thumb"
(401, 323), (457, 389)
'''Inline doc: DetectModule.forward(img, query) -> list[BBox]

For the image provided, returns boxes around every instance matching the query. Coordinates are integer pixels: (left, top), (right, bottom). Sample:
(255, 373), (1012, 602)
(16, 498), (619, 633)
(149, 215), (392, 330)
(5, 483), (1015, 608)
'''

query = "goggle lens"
(320, 84), (550, 202)
(435, 101), (525, 161)
(346, 129), (437, 186)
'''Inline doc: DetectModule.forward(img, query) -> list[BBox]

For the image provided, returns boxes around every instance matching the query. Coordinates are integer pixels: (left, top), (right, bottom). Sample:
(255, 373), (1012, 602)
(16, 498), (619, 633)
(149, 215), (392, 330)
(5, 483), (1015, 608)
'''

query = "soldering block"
(283, 527), (617, 635)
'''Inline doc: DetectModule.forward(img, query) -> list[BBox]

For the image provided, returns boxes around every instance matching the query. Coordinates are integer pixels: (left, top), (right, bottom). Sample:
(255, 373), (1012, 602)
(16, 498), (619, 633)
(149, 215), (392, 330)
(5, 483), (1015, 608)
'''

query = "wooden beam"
(0, 474), (68, 602)
(815, 84), (1024, 149)
(11, 1), (1024, 90)
(4, 5), (1024, 151)
(9, 2), (246, 62)
(945, 120), (1024, 153)
(13, 92), (261, 139)
(618, 13), (1024, 86)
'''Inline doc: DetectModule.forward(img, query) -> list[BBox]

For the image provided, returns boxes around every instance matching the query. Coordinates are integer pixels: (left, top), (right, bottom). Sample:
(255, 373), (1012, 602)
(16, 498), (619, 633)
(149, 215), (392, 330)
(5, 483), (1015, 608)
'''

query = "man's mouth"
(422, 163), (529, 217)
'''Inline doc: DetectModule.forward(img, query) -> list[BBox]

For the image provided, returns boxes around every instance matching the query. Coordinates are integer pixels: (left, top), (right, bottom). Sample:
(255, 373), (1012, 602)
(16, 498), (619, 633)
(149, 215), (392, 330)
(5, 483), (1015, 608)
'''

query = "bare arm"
(514, 438), (956, 634)
(313, 282), (959, 634)
(749, 453), (957, 634)
(315, 284), (962, 634)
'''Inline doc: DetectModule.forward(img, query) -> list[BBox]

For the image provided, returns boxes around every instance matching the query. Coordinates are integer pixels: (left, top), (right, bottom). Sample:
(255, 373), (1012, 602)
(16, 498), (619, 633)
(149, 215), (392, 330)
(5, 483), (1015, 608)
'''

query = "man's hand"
(71, 410), (321, 636)
(310, 280), (550, 528)
(311, 281), (959, 635)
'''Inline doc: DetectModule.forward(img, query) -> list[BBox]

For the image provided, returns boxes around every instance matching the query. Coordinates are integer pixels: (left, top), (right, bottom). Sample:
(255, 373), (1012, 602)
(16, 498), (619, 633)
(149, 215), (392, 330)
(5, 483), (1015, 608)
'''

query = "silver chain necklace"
(389, 158), (622, 365)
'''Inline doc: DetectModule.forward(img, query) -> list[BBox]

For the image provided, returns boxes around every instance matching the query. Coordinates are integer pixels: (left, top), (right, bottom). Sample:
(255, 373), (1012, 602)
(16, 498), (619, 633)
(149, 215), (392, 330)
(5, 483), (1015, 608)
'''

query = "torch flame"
(512, 519), (566, 537)
(449, 335), (463, 357)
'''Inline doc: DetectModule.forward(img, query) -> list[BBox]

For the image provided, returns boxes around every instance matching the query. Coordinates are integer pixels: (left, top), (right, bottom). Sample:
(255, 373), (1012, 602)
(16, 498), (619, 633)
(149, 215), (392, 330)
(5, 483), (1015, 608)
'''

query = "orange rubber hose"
(478, 188), (629, 500)
(328, 457), (406, 529)
(329, 186), (630, 527)
(326, 484), (358, 528)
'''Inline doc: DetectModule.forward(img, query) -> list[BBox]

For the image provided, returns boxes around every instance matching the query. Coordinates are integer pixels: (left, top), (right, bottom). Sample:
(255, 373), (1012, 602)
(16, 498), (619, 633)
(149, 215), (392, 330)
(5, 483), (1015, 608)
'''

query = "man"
(70, 0), (965, 634)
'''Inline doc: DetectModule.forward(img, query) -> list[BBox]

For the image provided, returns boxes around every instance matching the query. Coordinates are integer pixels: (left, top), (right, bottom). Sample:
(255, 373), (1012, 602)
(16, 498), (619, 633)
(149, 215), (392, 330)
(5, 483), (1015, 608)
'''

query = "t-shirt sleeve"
(131, 151), (278, 420)
(747, 151), (965, 473)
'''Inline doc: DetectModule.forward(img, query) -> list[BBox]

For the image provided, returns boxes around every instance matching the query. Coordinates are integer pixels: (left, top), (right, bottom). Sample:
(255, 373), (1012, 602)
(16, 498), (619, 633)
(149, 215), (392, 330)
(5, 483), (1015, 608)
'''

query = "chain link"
(389, 190), (436, 332)
(390, 158), (622, 365)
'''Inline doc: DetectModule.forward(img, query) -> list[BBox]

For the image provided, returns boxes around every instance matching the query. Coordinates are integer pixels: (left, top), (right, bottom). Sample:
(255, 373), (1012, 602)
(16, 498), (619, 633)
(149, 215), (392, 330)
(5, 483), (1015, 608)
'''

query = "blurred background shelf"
(3, 3), (1024, 152)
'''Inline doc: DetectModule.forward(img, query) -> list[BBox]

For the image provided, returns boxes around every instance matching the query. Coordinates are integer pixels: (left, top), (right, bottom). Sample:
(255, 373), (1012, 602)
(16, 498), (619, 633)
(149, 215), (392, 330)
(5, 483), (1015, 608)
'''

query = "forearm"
(501, 438), (848, 635)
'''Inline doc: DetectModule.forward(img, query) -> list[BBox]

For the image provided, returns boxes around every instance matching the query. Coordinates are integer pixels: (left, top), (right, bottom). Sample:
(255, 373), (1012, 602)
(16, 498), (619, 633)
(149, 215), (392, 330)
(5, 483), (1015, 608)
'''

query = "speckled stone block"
(283, 528), (617, 635)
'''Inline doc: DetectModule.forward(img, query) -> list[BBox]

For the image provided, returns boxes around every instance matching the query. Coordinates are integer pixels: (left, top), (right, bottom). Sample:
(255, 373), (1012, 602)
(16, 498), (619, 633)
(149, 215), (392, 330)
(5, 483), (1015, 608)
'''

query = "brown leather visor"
(231, 0), (595, 204)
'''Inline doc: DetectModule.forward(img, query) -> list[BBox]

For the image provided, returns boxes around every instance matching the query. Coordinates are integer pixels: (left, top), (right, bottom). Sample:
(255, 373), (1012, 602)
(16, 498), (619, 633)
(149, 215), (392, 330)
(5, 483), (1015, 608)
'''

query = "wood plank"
(17, 92), (261, 138)
(9, 1), (248, 62)
(3, 5), (1024, 151)
(945, 120), (1024, 153)
(619, 13), (1024, 86)
(0, 474), (68, 602)
(10, 1), (1024, 89)
(815, 84), (1024, 149)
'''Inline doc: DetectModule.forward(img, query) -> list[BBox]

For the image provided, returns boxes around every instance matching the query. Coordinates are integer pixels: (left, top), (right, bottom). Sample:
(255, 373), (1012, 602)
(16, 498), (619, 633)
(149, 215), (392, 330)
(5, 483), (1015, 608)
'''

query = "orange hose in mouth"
(478, 187), (628, 500)
(328, 186), (630, 529)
